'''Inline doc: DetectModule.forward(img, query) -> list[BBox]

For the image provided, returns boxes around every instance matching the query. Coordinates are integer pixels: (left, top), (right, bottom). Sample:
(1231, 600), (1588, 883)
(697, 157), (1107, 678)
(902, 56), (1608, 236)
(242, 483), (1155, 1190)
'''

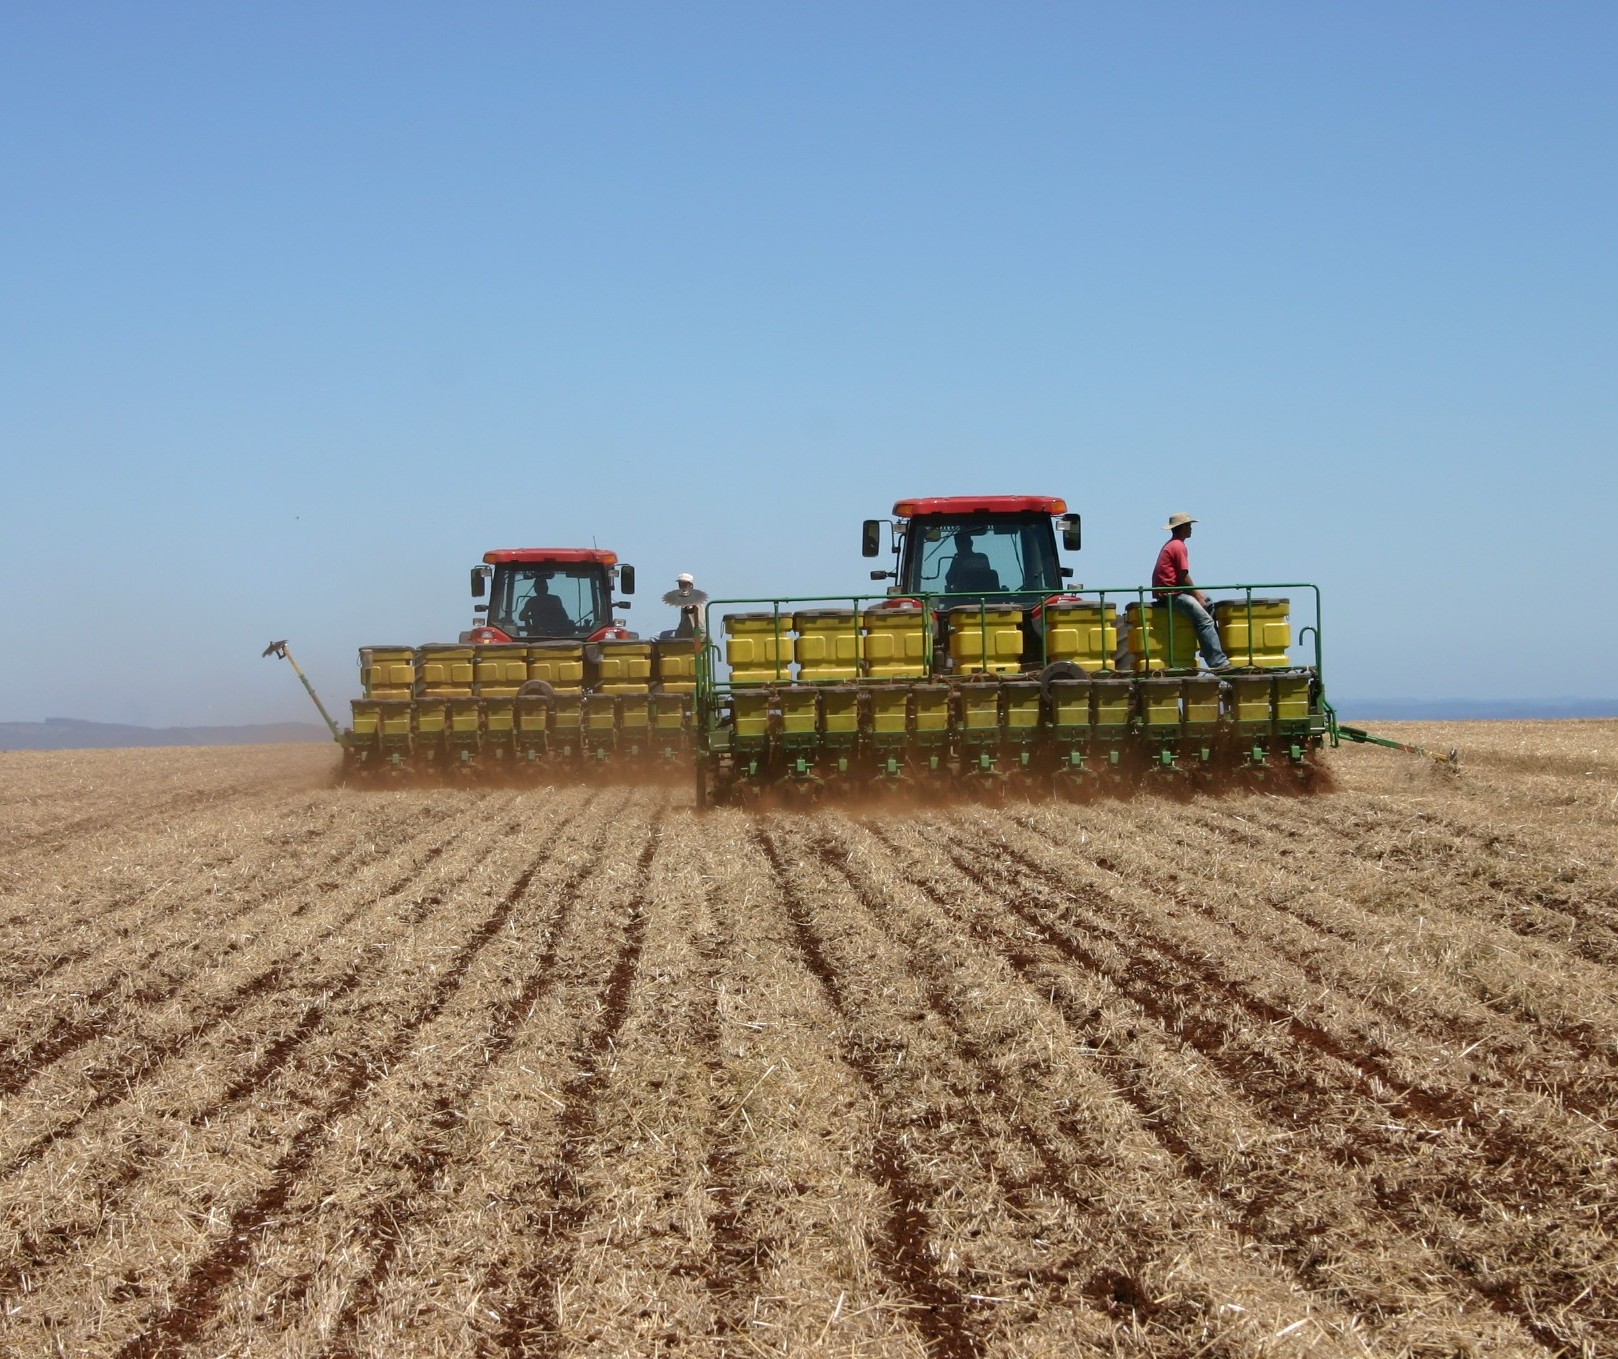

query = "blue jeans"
(1165, 594), (1229, 669)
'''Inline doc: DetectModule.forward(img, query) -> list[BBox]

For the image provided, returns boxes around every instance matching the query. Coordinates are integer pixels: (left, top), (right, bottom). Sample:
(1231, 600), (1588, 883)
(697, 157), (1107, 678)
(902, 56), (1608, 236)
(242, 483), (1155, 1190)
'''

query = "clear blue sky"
(3, 2), (1613, 726)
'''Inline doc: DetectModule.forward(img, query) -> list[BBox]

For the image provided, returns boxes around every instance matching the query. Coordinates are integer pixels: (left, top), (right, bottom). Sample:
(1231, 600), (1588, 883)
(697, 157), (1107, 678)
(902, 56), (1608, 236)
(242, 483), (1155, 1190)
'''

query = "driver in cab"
(944, 531), (1000, 595)
(519, 577), (574, 636)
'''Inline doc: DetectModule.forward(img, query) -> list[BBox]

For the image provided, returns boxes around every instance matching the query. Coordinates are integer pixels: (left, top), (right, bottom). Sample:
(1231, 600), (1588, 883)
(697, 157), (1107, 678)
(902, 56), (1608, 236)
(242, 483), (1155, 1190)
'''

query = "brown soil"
(0, 723), (1614, 1357)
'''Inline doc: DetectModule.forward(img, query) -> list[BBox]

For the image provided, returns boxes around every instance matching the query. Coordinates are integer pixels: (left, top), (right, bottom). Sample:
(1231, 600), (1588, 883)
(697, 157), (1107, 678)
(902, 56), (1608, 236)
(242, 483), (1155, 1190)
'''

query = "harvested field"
(1, 722), (1615, 1357)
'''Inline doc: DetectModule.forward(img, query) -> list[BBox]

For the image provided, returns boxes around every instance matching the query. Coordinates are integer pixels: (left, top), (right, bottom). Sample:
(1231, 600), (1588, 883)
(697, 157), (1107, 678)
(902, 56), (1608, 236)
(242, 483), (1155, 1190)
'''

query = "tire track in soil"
(0, 805), (596, 1301)
(748, 821), (984, 1359)
(319, 811), (666, 1359)
(894, 819), (1582, 1354)
(486, 820), (663, 1359)
(0, 802), (484, 1102)
(1006, 807), (1618, 1114)
(108, 795), (621, 1359)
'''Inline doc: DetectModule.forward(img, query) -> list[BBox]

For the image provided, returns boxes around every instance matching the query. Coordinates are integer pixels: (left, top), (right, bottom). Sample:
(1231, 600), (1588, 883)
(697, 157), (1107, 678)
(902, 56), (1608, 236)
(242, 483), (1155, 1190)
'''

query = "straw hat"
(662, 572), (709, 607)
(1164, 512), (1197, 531)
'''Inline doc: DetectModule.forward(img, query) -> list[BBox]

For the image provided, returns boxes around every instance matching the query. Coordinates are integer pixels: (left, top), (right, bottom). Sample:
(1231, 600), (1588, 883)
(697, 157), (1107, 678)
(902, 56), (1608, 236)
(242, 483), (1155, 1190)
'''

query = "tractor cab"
(864, 496), (1081, 605)
(465, 548), (635, 643)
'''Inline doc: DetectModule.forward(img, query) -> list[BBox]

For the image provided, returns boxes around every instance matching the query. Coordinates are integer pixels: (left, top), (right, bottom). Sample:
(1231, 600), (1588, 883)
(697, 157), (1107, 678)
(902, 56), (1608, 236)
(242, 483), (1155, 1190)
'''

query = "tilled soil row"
(1005, 802), (1618, 1117)
(749, 820), (993, 1359)
(0, 784), (467, 991)
(1168, 793), (1618, 1126)
(181, 802), (666, 1359)
(0, 766), (300, 864)
(102, 804), (625, 1359)
(1, 791), (626, 1356)
(782, 814), (1364, 1358)
(0, 784), (405, 969)
(854, 815), (1554, 1357)
(0, 756), (347, 961)
(1201, 786), (1618, 961)
(890, 812), (1612, 1354)
(2, 735), (1614, 1358)
(686, 870), (765, 1318)
(943, 810), (1607, 1175)
(311, 803), (912, 1358)
(0, 797), (485, 1098)
(481, 819), (662, 1356)
(624, 809), (932, 1356)
(0, 795), (601, 1195)
(0, 789), (561, 1173)
(0, 799), (536, 1294)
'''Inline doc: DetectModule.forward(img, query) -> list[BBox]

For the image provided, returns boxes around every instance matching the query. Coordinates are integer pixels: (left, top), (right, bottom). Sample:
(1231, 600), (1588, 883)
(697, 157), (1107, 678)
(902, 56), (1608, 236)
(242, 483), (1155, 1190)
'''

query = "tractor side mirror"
(861, 519), (882, 557)
(618, 564), (636, 594)
(1060, 514), (1082, 552)
(470, 568), (486, 598)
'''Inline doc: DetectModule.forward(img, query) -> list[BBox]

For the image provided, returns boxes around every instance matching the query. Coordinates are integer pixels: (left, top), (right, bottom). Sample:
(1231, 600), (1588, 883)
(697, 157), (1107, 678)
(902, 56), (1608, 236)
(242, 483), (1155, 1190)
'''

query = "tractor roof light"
(482, 548), (619, 566)
(891, 495), (1067, 518)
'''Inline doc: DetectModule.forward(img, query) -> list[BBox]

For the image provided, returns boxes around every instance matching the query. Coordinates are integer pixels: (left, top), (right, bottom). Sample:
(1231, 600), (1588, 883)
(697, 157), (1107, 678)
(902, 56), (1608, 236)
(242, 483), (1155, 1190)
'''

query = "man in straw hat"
(663, 572), (709, 640)
(1152, 513), (1232, 671)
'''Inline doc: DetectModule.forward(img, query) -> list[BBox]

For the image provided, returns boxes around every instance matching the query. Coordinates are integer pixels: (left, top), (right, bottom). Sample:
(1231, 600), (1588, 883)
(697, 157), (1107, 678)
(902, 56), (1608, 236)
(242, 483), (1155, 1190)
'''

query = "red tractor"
(462, 548), (636, 643)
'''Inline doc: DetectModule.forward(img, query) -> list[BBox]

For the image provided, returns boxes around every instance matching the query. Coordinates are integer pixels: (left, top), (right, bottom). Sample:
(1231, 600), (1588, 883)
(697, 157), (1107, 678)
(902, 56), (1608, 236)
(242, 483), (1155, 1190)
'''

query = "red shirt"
(1153, 537), (1189, 593)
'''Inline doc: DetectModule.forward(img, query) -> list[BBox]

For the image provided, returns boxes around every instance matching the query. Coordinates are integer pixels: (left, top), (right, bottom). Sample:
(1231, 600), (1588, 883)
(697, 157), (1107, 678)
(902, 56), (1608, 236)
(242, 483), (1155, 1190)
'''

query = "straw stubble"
(0, 724), (1614, 1356)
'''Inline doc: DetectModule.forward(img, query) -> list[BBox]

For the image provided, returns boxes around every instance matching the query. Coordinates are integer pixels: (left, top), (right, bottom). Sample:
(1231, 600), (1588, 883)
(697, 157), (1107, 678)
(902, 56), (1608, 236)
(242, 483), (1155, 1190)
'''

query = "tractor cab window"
(906, 517), (1061, 599)
(491, 565), (608, 638)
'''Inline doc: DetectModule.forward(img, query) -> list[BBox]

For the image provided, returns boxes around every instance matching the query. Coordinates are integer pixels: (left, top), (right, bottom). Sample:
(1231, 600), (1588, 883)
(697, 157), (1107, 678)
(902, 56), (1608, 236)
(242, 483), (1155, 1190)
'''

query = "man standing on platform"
(663, 572), (709, 640)
(1153, 513), (1232, 671)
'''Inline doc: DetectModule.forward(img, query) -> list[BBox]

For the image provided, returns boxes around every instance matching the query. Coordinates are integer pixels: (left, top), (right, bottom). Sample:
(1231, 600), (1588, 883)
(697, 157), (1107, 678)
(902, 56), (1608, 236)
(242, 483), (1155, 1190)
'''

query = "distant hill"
(1334, 699), (1618, 721)
(0, 718), (334, 751)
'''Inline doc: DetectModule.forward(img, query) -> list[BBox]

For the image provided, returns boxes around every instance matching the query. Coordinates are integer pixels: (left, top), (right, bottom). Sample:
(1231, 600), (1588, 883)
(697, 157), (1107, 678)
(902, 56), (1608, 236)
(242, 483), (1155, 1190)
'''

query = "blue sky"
(2, 2), (1613, 726)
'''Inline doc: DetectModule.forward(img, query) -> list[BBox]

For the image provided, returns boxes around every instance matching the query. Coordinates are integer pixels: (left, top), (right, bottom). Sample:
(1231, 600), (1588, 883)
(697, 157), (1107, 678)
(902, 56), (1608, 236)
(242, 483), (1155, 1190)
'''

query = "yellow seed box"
(1044, 602), (1117, 670)
(794, 609), (861, 682)
(863, 604), (928, 680)
(946, 605), (1023, 675)
(1214, 598), (1292, 669)
(1126, 603), (1198, 672)
(359, 646), (416, 696)
(725, 613), (793, 684)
